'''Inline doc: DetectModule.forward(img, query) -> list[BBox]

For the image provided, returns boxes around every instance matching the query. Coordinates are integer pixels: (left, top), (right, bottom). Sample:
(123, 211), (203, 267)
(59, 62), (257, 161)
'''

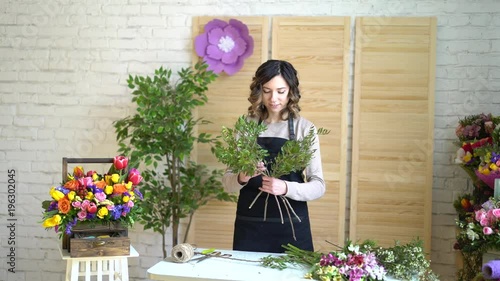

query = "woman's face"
(262, 75), (290, 119)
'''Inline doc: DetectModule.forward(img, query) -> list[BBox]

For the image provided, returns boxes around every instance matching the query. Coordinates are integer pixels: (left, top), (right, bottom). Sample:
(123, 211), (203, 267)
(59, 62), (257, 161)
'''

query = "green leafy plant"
(113, 62), (237, 258)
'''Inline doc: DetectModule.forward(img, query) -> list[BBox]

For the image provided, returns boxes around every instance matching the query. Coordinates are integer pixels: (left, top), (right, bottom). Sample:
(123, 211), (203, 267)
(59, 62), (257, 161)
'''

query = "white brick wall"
(0, 0), (498, 280)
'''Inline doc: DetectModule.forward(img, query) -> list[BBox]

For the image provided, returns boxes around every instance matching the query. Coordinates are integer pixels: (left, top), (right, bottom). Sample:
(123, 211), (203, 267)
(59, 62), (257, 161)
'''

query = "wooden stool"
(60, 245), (139, 281)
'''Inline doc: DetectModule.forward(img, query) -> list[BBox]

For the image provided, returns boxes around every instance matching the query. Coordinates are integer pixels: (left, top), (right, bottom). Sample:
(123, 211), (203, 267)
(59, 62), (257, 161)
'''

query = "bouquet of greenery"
(212, 115), (328, 239)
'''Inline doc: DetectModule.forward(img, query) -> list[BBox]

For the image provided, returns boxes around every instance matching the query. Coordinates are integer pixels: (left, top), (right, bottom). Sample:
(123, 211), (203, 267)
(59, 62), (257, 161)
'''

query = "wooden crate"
(65, 222), (130, 258)
(61, 158), (131, 258)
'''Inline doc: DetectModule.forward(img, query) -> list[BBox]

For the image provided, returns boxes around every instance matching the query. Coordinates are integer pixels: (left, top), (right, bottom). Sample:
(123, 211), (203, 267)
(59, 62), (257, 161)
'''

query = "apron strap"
(288, 118), (295, 140)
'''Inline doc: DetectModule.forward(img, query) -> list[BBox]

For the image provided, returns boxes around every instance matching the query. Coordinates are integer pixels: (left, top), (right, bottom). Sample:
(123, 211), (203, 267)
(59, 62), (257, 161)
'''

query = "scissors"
(191, 251), (232, 263)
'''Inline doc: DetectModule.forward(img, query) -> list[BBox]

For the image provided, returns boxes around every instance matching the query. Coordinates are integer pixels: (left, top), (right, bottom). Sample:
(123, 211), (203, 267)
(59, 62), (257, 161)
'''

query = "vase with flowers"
(41, 155), (143, 249)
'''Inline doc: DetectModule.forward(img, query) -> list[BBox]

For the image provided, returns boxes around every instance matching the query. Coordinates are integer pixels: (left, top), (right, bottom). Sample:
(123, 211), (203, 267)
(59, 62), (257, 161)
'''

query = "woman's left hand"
(260, 176), (287, 195)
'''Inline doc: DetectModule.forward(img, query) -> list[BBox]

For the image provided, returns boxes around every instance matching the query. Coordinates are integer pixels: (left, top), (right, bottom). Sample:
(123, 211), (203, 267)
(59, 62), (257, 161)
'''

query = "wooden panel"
(272, 16), (350, 252)
(350, 17), (436, 253)
(191, 16), (269, 249)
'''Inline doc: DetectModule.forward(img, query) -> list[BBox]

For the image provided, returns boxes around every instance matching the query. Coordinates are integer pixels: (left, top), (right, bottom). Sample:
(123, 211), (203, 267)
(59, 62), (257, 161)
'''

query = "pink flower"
(127, 168), (143, 185)
(72, 201), (82, 208)
(476, 210), (486, 222)
(113, 156), (128, 170)
(127, 201), (134, 208)
(77, 210), (87, 220)
(78, 177), (93, 187)
(493, 209), (500, 218)
(94, 192), (106, 202)
(484, 227), (494, 235)
(81, 200), (90, 209)
(87, 202), (97, 214)
(480, 217), (490, 227)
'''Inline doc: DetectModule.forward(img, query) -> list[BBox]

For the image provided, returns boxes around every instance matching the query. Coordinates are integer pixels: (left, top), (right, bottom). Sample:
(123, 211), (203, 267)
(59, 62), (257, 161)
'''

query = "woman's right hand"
(238, 162), (266, 184)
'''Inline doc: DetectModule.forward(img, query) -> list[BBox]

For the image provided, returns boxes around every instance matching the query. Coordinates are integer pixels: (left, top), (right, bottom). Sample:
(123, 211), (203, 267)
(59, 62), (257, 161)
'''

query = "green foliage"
(260, 243), (322, 270)
(212, 115), (328, 178)
(375, 239), (439, 281)
(113, 62), (237, 256)
(272, 126), (317, 178)
(212, 116), (269, 176)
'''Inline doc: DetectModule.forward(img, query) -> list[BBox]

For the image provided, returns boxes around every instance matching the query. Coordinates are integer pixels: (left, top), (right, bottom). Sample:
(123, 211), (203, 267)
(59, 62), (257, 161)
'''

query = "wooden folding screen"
(350, 17), (436, 252)
(191, 16), (349, 250)
(191, 16), (269, 248)
(191, 16), (435, 254)
(271, 17), (350, 251)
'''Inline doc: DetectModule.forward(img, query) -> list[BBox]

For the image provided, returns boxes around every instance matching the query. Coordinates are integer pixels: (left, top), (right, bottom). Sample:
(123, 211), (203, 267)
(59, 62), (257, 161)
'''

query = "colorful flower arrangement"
(453, 113), (500, 280)
(194, 18), (254, 75)
(260, 239), (438, 281)
(455, 113), (500, 188)
(41, 156), (143, 237)
(306, 243), (386, 281)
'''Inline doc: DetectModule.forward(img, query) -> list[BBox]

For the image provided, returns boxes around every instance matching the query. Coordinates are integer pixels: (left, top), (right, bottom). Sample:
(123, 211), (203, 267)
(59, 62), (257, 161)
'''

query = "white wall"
(0, 0), (499, 280)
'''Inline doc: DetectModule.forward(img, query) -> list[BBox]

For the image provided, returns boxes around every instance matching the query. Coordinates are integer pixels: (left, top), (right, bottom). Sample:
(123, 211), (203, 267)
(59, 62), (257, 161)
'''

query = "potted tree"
(113, 62), (236, 258)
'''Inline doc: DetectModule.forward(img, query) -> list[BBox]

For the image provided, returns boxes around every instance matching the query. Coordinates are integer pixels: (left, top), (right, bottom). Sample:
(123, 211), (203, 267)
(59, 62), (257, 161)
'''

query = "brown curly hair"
(247, 60), (301, 121)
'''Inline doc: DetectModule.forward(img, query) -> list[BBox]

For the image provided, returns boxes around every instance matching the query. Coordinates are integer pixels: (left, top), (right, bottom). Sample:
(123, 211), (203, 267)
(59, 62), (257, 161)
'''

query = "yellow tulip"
(123, 196), (130, 203)
(463, 152), (472, 163)
(92, 173), (99, 181)
(111, 174), (120, 183)
(104, 185), (114, 195)
(491, 164), (499, 171)
(85, 192), (94, 200)
(97, 207), (109, 219)
(126, 181), (133, 190)
(42, 215), (62, 228)
(50, 187), (65, 201)
(105, 174), (113, 185)
(68, 191), (76, 201)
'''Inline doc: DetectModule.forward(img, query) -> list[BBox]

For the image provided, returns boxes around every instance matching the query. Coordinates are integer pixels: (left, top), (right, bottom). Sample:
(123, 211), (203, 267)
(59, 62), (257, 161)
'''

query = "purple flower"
(65, 218), (78, 234)
(48, 201), (58, 212)
(134, 188), (143, 200)
(55, 186), (70, 195)
(111, 205), (123, 220)
(195, 18), (254, 75)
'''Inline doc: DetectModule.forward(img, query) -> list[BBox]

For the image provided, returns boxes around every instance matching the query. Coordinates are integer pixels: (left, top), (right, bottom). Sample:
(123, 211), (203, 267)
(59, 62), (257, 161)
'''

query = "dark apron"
(233, 118), (313, 253)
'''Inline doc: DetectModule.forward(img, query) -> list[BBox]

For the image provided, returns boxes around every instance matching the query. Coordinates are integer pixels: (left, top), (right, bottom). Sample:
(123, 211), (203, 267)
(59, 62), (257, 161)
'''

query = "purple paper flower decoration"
(195, 18), (254, 75)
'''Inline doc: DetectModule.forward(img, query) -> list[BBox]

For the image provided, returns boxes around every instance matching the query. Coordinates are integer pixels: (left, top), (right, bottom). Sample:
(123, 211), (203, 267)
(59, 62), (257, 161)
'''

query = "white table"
(59, 245), (139, 281)
(147, 249), (309, 281)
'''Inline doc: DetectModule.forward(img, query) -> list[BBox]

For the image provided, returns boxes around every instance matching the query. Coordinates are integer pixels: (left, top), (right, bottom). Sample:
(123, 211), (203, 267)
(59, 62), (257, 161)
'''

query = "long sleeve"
(222, 169), (245, 193)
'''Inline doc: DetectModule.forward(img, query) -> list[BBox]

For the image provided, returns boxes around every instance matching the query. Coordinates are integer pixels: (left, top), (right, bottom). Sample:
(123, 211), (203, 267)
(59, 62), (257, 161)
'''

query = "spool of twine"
(171, 243), (195, 263)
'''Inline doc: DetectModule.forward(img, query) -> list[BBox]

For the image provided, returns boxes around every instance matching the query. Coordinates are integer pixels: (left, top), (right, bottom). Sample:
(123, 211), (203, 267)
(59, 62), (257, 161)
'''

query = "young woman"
(222, 59), (326, 253)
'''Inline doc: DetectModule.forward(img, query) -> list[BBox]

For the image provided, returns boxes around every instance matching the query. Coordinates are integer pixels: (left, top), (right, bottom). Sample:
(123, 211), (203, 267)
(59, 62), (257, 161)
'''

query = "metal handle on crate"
(93, 240), (106, 247)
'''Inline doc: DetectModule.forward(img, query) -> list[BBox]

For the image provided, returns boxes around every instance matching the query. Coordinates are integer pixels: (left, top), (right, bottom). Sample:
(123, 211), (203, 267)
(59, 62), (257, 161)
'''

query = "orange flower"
(58, 197), (71, 214)
(113, 183), (128, 194)
(94, 180), (107, 189)
(64, 179), (79, 191)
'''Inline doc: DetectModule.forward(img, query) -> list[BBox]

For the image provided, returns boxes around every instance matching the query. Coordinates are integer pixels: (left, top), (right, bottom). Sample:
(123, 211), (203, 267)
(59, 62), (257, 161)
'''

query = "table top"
(147, 248), (309, 281)
(59, 244), (139, 260)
